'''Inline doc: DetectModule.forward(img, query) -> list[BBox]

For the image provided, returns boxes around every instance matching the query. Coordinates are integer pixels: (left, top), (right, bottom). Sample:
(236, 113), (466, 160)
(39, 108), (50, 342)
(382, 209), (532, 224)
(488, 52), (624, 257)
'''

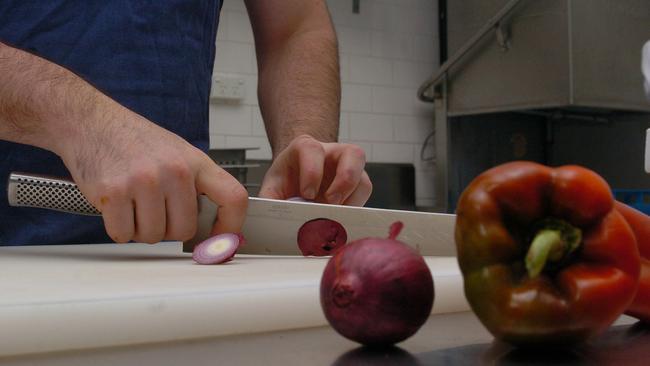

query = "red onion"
(192, 233), (240, 265)
(297, 218), (348, 256)
(320, 222), (434, 346)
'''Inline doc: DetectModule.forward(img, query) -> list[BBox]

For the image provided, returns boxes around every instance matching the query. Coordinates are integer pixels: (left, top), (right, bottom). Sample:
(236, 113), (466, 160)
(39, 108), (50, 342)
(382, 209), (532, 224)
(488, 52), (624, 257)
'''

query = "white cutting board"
(0, 243), (468, 357)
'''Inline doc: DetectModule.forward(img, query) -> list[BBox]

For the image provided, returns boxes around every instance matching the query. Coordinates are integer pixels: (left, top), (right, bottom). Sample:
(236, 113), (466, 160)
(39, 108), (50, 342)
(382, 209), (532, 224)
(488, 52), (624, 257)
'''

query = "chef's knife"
(7, 172), (457, 256)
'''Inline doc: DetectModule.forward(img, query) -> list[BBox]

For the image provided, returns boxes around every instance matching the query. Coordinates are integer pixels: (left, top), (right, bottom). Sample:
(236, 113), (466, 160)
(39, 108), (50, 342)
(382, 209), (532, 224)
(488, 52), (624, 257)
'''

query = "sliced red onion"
(236, 232), (246, 247)
(388, 221), (404, 240)
(297, 218), (348, 256)
(192, 233), (240, 265)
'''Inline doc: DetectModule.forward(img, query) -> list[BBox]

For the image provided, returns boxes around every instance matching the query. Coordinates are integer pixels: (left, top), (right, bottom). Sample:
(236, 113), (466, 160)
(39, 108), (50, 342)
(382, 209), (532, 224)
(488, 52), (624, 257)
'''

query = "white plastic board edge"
(0, 257), (469, 358)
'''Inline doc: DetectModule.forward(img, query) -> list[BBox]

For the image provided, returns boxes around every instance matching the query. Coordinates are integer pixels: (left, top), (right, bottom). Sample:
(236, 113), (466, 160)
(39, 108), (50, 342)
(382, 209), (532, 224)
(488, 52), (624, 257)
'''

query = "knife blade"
(7, 172), (457, 256)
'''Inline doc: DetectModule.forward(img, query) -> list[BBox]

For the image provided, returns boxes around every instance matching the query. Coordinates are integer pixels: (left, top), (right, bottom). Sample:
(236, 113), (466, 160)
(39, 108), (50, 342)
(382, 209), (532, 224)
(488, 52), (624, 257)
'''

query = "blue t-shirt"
(0, 1), (223, 245)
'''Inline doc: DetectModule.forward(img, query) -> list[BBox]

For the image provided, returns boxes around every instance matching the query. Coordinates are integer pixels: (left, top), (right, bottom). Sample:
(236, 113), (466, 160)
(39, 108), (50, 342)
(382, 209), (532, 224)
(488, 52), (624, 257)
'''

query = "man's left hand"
(259, 135), (372, 206)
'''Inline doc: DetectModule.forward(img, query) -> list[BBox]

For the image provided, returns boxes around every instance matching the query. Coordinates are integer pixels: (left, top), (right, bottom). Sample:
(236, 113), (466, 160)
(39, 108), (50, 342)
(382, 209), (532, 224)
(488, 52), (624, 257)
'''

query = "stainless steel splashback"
(445, 0), (650, 116)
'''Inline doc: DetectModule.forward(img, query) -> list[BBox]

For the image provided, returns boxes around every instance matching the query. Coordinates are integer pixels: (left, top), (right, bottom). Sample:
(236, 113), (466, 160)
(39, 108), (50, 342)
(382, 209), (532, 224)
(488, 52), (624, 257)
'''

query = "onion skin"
(297, 218), (348, 256)
(192, 233), (240, 265)
(320, 223), (434, 346)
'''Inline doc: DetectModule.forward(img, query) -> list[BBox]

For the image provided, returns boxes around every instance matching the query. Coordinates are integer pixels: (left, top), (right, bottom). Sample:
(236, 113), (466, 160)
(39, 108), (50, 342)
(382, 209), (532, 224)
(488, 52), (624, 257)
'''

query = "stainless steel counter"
(0, 311), (644, 366)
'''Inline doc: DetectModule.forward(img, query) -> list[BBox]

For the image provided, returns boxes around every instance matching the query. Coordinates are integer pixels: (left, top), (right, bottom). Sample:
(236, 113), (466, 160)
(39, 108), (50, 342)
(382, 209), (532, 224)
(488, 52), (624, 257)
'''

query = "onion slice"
(297, 218), (348, 256)
(192, 233), (240, 265)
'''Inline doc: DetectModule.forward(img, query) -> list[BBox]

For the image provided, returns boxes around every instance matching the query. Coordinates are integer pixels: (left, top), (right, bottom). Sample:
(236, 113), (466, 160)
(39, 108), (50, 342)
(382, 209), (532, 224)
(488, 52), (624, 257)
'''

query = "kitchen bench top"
(0, 242), (468, 358)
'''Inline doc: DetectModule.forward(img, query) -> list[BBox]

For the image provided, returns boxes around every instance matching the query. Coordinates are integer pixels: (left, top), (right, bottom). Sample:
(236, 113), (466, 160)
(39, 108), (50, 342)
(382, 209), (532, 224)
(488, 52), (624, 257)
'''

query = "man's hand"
(259, 135), (372, 206)
(246, 1), (372, 206)
(0, 42), (248, 244)
(59, 101), (249, 244)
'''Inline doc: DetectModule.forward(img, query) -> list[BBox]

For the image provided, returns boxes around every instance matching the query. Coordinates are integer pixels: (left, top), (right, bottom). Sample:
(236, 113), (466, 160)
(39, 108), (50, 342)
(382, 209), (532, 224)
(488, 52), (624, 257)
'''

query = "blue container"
(613, 189), (650, 215)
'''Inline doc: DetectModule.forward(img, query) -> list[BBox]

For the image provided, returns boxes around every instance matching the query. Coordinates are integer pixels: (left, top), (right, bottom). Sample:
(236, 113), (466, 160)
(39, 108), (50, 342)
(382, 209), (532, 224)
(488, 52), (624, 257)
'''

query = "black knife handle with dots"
(7, 172), (101, 216)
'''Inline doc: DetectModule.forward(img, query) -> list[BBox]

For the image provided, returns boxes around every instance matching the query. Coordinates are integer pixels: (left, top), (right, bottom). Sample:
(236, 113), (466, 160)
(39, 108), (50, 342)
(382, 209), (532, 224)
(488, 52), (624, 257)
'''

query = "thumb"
(258, 174), (285, 200)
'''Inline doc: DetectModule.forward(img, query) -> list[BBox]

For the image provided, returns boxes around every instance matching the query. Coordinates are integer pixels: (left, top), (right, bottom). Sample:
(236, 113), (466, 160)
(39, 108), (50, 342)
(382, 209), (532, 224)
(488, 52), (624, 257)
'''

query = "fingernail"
(304, 188), (316, 199)
(327, 193), (342, 204)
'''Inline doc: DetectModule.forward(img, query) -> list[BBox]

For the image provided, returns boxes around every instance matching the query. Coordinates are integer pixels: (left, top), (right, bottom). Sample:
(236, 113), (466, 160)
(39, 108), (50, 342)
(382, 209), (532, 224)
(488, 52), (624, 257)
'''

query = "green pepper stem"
(525, 229), (564, 278)
(524, 219), (582, 278)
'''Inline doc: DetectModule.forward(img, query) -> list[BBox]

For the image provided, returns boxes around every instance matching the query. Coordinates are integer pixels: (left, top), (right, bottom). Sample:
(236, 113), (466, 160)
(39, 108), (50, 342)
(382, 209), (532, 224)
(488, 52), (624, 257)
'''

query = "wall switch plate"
(210, 75), (246, 102)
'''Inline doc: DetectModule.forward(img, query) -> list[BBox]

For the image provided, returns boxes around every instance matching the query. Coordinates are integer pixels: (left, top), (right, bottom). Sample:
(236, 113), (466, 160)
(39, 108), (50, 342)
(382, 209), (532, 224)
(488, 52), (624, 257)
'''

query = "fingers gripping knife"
(6, 172), (215, 252)
(7, 172), (457, 256)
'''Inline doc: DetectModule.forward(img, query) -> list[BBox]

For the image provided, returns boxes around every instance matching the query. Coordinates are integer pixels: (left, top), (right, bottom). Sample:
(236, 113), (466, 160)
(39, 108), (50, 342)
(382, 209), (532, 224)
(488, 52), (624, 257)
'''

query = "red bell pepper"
(455, 161), (641, 346)
(614, 201), (650, 322)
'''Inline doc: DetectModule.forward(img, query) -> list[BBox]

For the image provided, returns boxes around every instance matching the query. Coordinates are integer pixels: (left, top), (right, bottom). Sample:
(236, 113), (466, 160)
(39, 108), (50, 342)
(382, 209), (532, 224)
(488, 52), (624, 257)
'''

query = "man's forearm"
(0, 41), (106, 154)
(250, 2), (341, 157)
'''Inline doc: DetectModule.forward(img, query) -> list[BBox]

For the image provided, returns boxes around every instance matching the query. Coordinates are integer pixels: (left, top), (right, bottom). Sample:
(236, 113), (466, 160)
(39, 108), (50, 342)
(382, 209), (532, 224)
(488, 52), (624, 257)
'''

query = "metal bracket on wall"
(352, 0), (360, 14)
(515, 110), (612, 125)
(496, 23), (511, 52)
(417, 0), (527, 102)
(418, 0), (527, 212)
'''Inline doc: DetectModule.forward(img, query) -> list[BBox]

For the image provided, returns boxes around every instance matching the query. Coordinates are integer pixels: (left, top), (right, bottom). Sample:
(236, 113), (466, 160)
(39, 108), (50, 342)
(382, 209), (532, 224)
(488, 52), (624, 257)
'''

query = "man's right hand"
(0, 42), (248, 244)
(60, 101), (248, 244)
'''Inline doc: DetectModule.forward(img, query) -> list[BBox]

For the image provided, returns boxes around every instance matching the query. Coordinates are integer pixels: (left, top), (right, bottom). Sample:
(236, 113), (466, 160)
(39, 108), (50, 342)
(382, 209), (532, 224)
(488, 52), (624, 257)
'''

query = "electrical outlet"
(210, 75), (246, 102)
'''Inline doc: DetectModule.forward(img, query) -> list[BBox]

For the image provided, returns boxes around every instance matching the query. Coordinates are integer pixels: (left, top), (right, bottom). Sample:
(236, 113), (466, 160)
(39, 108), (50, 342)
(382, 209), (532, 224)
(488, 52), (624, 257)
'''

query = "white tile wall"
(371, 142), (415, 163)
(371, 86), (415, 115)
(414, 34), (438, 62)
(221, 0), (246, 12)
(393, 60), (436, 87)
(349, 56), (393, 85)
(341, 84), (373, 113)
(339, 54), (350, 82)
(393, 115), (434, 143)
(336, 26), (373, 56)
(372, 31), (416, 60)
(213, 41), (255, 74)
(251, 108), (266, 137)
(225, 11), (253, 43)
(211, 0), (439, 206)
(338, 112), (350, 140)
(208, 104), (252, 135)
(349, 113), (394, 141)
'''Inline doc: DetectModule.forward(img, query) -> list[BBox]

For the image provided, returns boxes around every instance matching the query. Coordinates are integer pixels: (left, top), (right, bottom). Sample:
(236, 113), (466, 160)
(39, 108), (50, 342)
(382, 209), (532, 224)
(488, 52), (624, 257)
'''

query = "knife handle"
(7, 172), (101, 216)
(9, 172), (215, 252)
